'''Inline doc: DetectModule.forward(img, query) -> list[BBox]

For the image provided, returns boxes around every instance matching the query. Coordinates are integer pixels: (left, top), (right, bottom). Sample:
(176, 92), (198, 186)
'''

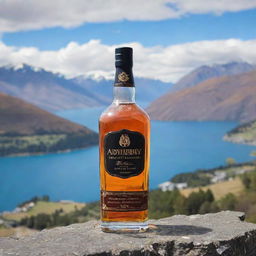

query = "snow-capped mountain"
(0, 64), (172, 111)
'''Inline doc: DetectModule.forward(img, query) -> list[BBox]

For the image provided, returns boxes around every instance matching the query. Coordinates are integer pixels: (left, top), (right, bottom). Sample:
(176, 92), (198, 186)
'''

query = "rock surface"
(1, 211), (256, 256)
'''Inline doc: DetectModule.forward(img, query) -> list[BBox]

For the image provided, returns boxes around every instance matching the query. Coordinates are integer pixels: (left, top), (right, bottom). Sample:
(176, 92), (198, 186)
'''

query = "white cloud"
(0, 0), (256, 32)
(172, 0), (256, 15)
(1, 39), (256, 82)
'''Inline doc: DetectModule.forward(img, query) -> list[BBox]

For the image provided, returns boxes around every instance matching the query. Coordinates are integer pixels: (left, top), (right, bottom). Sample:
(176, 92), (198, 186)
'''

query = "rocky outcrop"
(1, 211), (256, 256)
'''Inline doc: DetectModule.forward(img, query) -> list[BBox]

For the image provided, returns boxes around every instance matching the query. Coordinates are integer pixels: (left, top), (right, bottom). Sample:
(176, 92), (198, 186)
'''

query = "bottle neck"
(113, 87), (135, 104)
(113, 66), (135, 104)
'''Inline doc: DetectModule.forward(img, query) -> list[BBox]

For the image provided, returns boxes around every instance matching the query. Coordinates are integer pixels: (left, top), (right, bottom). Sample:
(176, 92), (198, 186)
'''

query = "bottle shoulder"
(135, 104), (150, 120)
(99, 103), (150, 123)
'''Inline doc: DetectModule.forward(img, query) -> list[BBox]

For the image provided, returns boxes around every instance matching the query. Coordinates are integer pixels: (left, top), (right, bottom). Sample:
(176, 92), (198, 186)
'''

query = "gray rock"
(1, 211), (256, 256)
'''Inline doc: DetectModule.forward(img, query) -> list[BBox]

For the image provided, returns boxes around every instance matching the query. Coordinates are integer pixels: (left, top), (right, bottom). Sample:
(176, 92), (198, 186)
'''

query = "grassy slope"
(1, 201), (85, 237)
(179, 164), (256, 199)
(0, 93), (98, 156)
(0, 92), (96, 135)
(180, 177), (244, 200)
(3, 201), (85, 221)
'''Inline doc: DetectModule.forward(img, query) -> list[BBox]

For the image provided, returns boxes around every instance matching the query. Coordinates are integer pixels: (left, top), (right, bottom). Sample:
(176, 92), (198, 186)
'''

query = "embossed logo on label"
(118, 71), (129, 82)
(119, 134), (130, 147)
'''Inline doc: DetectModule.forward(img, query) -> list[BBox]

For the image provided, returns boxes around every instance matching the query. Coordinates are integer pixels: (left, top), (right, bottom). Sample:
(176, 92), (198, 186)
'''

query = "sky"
(0, 0), (256, 82)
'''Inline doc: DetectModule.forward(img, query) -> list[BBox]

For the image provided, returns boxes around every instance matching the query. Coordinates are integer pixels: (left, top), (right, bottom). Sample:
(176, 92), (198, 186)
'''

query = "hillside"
(0, 64), (106, 111)
(224, 120), (256, 146)
(0, 93), (98, 156)
(171, 62), (255, 92)
(147, 70), (256, 123)
(180, 178), (244, 200)
(0, 64), (172, 111)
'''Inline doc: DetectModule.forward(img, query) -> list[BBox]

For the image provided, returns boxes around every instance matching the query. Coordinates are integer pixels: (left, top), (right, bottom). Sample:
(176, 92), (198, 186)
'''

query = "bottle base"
(101, 221), (148, 233)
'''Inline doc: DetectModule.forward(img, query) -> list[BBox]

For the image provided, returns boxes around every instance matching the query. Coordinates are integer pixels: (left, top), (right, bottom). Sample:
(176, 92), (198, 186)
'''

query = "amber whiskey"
(99, 47), (150, 232)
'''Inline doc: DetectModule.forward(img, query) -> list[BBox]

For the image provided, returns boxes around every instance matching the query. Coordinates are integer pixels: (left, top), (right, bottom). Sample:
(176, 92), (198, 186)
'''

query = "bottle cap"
(115, 47), (133, 68)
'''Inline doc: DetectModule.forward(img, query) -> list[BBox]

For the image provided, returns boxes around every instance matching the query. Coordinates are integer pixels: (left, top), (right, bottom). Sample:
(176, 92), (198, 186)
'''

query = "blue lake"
(0, 107), (255, 212)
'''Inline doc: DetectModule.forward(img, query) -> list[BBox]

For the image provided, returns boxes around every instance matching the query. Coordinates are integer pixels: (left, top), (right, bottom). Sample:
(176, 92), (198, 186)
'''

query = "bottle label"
(104, 129), (145, 178)
(101, 191), (148, 212)
(114, 67), (134, 87)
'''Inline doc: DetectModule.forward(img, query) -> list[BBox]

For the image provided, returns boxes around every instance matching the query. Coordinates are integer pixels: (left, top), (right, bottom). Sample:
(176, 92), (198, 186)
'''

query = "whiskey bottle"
(99, 47), (150, 232)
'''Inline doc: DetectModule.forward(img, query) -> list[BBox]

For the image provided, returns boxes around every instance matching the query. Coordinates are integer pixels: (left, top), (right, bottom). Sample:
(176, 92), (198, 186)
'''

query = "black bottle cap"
(115, 47), (133, 68)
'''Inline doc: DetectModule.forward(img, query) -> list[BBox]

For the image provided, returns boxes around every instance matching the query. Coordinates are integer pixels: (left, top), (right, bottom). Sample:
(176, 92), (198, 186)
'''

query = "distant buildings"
(13, 202), (35, 213)
(158, 166), (254, 192)
(176, 182), (188, 190)
(158, 181), (187, 192)
(210, 171), (227, 183)
(158, 181), (175, 191)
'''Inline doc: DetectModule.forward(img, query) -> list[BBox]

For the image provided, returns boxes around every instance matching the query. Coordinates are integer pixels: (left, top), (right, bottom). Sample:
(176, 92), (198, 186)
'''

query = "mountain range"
(147, 69), (256, 123)
(74, 76), (171, 104)
(1, 61), (255, 124)
(0, 64), (171, 112)
(170, 62), (256, 92)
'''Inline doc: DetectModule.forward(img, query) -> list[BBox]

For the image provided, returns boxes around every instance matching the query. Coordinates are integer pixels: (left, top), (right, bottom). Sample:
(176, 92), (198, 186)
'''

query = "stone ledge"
(1, 211), (256, 256)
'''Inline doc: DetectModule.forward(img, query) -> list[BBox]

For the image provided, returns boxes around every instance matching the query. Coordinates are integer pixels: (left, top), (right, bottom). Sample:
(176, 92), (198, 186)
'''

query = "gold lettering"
(107, 148), (143, 156)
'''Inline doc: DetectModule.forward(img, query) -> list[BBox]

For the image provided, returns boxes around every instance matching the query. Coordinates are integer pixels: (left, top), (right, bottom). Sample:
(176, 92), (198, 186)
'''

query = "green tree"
(171, 171), (211, 187)
(218, 193), (237, 211)
(173, 194), (188, 215)
(241, 172), (251, 189)
(149, 189), (187, 219)
(187, 189), (206, 214)
(199, 201), (220, 214)
(199, 201), (212, 214)
(187, 189), (215, 214)
(34, 214), (51, 230)
(241, 169), (256, 190)
(27, 216), (35, 229)
(205, 189), (214, 202)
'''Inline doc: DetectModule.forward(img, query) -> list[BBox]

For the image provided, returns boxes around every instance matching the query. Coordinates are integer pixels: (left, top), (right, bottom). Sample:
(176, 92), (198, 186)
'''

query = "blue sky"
(3, 9), (256, 50)
(0, 1), (256, 82)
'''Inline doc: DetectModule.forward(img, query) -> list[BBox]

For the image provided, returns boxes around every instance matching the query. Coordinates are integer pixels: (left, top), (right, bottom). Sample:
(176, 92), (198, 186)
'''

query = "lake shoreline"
(223, 135), (256, 146)
(0, 144), (98, 158)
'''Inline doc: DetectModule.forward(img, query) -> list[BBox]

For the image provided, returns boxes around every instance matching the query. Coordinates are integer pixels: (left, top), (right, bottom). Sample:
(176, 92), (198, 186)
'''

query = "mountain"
(74, 76), (172, 105)
(0, 64), (172, 112)
(147, 70), (256, 123)
(224, 120), (256, 146)
(0, 93), (98, 156)
(171, 62), (256, 92)
(0, 64), (108, 111)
